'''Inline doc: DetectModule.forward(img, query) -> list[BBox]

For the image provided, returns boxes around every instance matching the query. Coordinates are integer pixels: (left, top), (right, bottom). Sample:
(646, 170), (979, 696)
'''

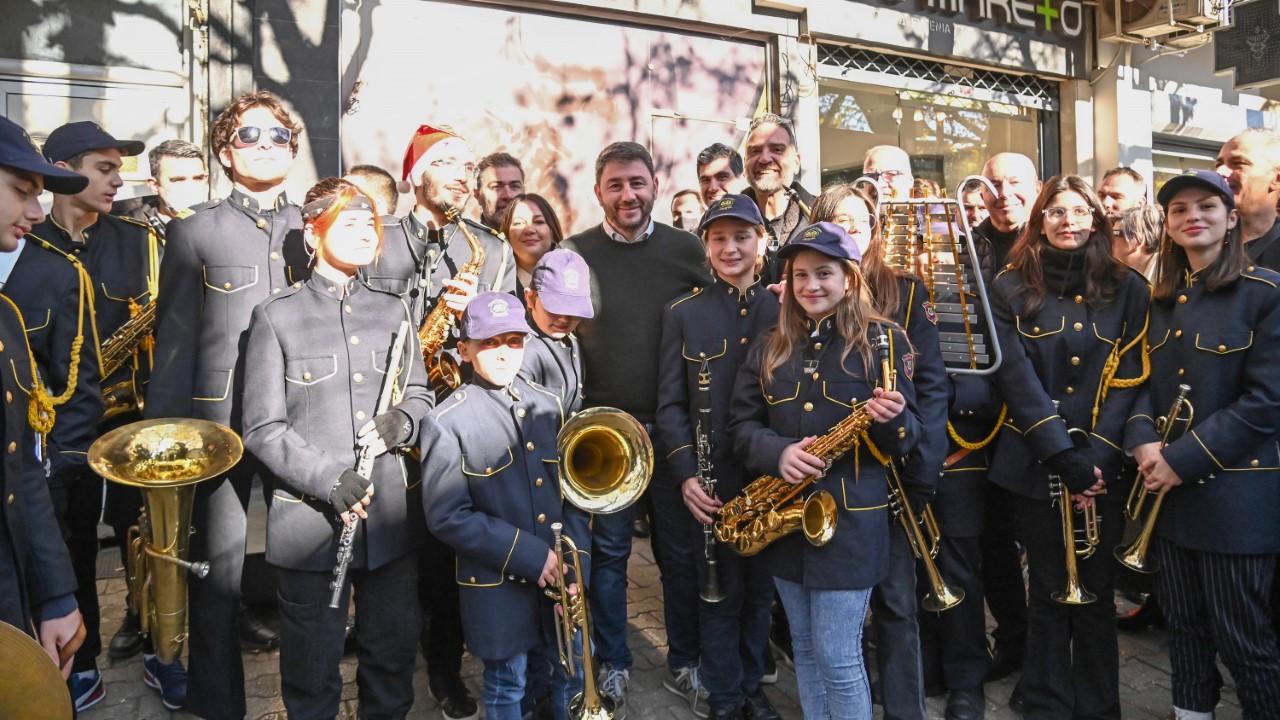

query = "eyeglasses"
(231, 126), (292, 148)
(429, 158), (478, 178)
(1042, 207), (1094, 221)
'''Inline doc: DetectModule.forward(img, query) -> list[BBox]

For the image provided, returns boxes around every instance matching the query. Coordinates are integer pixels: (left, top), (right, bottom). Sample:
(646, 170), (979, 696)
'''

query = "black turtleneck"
(975, 218), (1023, 272)
(1039, 244), (1088, 299)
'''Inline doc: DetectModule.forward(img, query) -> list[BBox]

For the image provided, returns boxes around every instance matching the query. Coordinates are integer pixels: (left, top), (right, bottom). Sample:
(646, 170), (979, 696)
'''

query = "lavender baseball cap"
(530, 248), (595, 319)
(461, 292), (533, 340)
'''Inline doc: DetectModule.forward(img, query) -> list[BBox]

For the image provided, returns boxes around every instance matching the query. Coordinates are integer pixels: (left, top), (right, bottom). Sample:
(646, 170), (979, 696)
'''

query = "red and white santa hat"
(401, 124), (465, 184)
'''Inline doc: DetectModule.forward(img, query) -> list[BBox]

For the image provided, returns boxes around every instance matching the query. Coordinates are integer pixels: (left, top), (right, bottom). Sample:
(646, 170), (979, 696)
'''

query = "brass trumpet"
(1048, 405), (1100, 605)
(1114, 384), (1193, 574)
(887, 464), (964, 612)
(545, 523), (616, 720)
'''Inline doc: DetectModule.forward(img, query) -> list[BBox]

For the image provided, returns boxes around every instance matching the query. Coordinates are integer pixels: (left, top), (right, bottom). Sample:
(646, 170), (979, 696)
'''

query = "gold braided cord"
(862, 433), (890, 466)
(26, 236), (99, 403)
(1091, 312), (1151, 428)
(0, 294), (55, 434)
(946, 404), (1008, 450)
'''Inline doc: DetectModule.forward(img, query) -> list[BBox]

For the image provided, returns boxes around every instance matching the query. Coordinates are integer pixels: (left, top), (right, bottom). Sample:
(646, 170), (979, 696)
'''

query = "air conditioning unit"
(1099, 0), (1229, 41)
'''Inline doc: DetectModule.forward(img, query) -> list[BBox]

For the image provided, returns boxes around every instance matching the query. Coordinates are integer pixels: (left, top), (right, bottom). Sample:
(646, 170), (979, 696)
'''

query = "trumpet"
(545, 523), (616, 720)
(1114, 384), (1193, 574)
(695, 359), (725, 603)
(1048, 402), (1100, 605)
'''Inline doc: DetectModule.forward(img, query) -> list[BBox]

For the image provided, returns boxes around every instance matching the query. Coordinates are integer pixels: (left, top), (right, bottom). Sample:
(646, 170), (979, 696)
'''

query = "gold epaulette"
(669, 286), (703, 310)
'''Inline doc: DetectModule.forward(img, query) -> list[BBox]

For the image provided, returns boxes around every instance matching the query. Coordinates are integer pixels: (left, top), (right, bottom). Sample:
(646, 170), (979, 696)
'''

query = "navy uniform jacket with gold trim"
(729, 321), (923, 590)
(1125, 265), (1280, 554)
(146, 189), (309, 429)
(360, 213), (514, 324)
(889, 275), (949, 505)
(0, 296), (78, 633)
(988, 265), (1150, 501)
(419, 377), (590, 660)
(241, 275), (431, 572)
(656, 277), (780, 498)
(29, 212), (158, 391)
(518, 326), (585, 416)
(2, 241), (103, 484)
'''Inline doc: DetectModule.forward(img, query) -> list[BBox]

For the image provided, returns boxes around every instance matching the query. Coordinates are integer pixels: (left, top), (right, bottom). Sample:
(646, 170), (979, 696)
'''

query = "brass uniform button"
(535, 478), (544, 487)
(1033, 327), (1040, 333)
(256, 219), (267, 229)
(486, 468), (492, 474)
(6, 493), (13, 504)
(517, 408), (526, 418)
(699, 352), (706, 359)
(812, 372), (819, 380)
(740, 337), (749, 346)
(803, 402), (814, 412)
(1065, 387), (1075, 394)
(353, 372), (364, 383)
(270, 252), (280, 260)
(897, 427), (906, 438)
(813, 342), (823, 350)
(223, 282), (232, 290)
(537, 513), (547, 524)
(740, 308), (748, 317)
(526, 442), (535, 451)
(356, 411), (367, 421)
(7, 441), (15, 453)
(469, 576), (476, 583)
(344, 305), (352, 314)
(0, 341), (5, 351)
(1073, 322), (1083, 331)
(1070, 356), (1080, 366)
(272, 288), (281, 295)
(1178, 295), (1187, 304)
(1177, 368), (1185, 376)
(1074, 295), (1083, 304)
(302, 372), (312, 381)
(350, 336), (360, 345)
(1251, 459), (1260, 467)
(4, 391), (10, 403)
(1218, 345), (1227, 352)
(1175, 330), (1182, 338)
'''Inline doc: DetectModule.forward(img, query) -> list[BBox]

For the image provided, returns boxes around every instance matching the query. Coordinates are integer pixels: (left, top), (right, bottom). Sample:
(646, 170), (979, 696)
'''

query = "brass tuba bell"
(88, 418), (243, 664)
(557, 407), (653, 514)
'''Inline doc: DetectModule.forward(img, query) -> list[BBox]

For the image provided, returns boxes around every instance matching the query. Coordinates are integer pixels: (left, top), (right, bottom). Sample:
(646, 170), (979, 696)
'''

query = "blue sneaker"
(69, 667), (105, 712)
(143, 654), (188, 710)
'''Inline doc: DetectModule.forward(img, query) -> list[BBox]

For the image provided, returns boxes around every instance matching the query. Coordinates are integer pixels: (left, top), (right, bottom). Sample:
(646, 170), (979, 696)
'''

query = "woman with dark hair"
(987, 174), (1150, 718)
(241, 177), (432, 718)
(730, 222), (922, 719)
(501, 193), (564, 299)
(1128, 171), (1280, 719)
(810, 182), (954, 715)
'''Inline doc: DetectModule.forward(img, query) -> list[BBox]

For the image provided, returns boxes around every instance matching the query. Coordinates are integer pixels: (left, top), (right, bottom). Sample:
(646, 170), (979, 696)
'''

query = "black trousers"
(278, 552), (420, 720)
(696, 532), (773, 712)
(419, 527), (466, 680)
(981, 483), (1027, 656)
(919, 535), (989, 692)
(49, 466), (103, 672)
(650, 478), (702, 671)
(1157, 539), (1280, 718)
(184, 460), (257, 720)
(870, 523), (926, 720)
(1014, 495), (1123, 720)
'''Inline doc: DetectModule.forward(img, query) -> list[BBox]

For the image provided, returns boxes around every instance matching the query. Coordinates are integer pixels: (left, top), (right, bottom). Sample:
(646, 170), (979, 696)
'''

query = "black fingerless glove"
(369, 408), (414, 450)
(329, 468), (372, 515)
(1045, 448), (1096, 495)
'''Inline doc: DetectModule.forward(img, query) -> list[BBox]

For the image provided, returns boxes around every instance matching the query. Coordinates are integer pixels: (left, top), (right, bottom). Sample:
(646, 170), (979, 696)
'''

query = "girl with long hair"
(987, 174), (1150, 718)
(241, 177), (432, 718)
(730, 222), (922, 719)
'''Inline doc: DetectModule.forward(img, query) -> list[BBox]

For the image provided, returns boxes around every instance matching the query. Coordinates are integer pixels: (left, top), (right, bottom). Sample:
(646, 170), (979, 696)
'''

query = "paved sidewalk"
(79, 536), (1236, 719)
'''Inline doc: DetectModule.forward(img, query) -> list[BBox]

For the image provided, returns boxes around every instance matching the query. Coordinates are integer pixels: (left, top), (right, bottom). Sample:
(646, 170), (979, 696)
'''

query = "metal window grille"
(818, 44), (1060, 104)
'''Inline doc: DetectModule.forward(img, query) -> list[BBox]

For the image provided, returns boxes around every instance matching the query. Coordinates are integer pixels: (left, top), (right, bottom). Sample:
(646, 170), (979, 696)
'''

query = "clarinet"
(696, 359), (726, 603)
(329, 320), (412, 609)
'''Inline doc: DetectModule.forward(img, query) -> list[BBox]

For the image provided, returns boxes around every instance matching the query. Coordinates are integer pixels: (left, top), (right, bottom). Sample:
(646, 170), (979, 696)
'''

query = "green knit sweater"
(562, 223), (710, 421)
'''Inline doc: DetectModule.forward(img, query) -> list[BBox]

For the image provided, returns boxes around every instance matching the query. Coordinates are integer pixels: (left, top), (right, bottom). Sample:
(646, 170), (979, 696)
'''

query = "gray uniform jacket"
(242, 275), (432, 572)
(146, 189), (310, 429)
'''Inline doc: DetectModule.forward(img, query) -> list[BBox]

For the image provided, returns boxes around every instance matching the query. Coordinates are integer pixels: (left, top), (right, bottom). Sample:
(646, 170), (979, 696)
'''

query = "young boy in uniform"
(519, 248), (593, 416)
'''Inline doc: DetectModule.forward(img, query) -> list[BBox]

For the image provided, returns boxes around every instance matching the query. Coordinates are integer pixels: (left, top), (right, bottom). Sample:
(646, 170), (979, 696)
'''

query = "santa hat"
(401, 124), (461, 183)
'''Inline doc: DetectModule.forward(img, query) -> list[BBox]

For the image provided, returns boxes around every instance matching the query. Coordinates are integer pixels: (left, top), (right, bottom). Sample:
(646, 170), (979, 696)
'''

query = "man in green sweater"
(562, 142), (711, 715)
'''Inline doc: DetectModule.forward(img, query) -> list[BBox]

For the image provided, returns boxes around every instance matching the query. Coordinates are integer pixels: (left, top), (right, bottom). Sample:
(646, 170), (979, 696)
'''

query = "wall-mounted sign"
(1214, 0), (1280, 89)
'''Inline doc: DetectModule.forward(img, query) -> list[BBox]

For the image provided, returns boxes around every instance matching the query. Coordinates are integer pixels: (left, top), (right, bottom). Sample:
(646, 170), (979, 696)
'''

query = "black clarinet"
(696, 358), (726, 603)
(329, 320), (411, 609)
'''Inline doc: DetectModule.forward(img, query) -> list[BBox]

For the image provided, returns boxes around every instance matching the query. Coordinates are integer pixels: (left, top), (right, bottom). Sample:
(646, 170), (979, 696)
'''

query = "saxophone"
(418, 207), (484, 396)
(100, 299), (157, 420)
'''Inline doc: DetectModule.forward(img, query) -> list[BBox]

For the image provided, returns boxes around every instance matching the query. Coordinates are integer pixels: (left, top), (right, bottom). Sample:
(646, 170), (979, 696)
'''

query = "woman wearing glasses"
(986, 175), (1149, 718)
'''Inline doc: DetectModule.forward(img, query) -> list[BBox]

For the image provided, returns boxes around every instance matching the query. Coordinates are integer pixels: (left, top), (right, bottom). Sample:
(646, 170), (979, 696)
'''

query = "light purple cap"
(461, 292), (533, 340)
(530, 248), (595, 319)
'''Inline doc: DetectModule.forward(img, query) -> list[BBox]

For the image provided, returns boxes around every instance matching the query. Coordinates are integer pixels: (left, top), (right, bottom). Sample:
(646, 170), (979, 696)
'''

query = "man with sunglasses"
(146, 90), (311, 720)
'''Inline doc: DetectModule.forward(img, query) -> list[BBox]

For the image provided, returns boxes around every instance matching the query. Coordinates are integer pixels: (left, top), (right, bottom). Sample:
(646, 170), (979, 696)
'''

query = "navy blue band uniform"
(419, 376), (591, 661)
(729, 320), (923, 590)
(518, 325), (585, 416)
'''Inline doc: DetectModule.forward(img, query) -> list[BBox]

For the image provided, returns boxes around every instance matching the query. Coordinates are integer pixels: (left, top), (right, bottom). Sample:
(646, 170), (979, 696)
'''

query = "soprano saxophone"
(418, 208), (484, 397)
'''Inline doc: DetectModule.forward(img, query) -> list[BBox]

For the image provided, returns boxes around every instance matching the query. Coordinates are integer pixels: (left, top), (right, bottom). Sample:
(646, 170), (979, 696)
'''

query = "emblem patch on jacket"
(902, 353), (915, 380)
(922, 301), (938, 325)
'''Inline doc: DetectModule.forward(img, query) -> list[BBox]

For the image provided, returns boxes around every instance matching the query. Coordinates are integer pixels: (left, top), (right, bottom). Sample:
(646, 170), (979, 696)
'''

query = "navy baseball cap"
(0, 116), (89, 194)
(42, 121), (144, 164)
(698, 193), (765, 232)
(530, 249), (594, 319)
(777, 222), (862, 263)
(461, 292), (533, 340)
(1156, 170), (1235, 211)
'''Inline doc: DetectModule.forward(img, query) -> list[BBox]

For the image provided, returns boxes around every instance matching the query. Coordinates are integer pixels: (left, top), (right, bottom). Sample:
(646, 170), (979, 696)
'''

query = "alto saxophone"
(418, 208), (484, 397)
(100, 298), (157, 420)
(714, 342), (889, 555)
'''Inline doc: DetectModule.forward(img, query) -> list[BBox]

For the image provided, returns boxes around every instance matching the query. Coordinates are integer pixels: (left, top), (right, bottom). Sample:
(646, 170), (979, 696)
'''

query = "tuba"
(418, 207), (484, 399)
(1114, 384), (1193, 574)
(88, 418), (243, 663)
(551, 407), (652, 719)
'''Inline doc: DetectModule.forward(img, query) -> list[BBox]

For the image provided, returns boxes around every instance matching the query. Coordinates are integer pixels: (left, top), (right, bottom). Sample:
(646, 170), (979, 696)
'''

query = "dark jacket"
(420, 377), (590, 660)
(2, 241), (103, 486)
(241, 275), (431, 572)
(988, 257), (1150, 501)
(729, 320), (922, 590)
(518, 327), (585, 416)
(1245, 219), (1280, 272)
(146, 188), (310, 430)
(889, 275), (949, 505)
(1125, 264), (1280, 554)
(0, 295), (78, 633)
(656, 277), (780, 497)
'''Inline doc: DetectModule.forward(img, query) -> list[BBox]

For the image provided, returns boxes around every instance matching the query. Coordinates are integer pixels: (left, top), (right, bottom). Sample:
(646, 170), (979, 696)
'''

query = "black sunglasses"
(232, 126), (292, 148)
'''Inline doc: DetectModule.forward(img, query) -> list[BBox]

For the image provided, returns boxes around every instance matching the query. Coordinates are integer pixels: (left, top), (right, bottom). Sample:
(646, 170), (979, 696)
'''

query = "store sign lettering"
(917, 0), (1085, 37)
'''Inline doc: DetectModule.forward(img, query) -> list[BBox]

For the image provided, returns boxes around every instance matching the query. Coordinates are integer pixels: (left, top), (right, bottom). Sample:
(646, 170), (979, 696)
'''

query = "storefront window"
(1152, 140), (1219, 194)
(818, 79), (1043, 195)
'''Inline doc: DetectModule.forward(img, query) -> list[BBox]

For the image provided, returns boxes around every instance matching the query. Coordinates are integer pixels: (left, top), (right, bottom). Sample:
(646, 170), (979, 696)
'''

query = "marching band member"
(811, 181), (954, 718)
(655, 194), (781, 720)
(730, 222), (921, 719)
(241, 177), (431, 718)
(518, 248), (591, 415)
(146, 90), (309, 720)
(420, 291), (589, 720)
(987, 175), (1149, 718)
(1128, 170), (1280, 719)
